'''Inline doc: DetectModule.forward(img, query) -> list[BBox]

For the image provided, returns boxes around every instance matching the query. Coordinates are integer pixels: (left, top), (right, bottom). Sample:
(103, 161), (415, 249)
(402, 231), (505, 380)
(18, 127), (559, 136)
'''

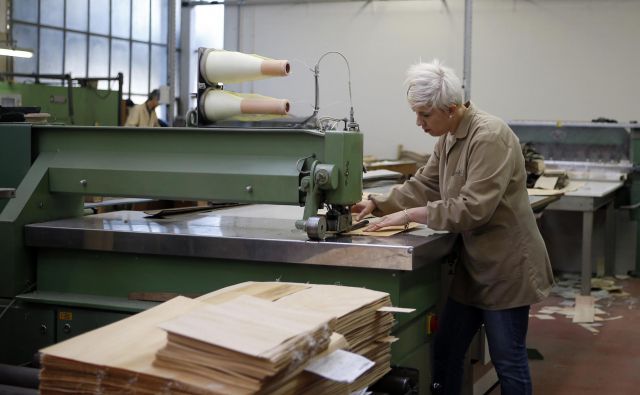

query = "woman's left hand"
(364, 210), (408, 232)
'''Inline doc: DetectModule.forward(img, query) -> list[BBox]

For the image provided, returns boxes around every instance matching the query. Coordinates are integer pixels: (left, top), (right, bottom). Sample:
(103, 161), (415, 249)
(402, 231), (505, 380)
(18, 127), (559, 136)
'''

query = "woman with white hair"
(353, 60), (553, 395)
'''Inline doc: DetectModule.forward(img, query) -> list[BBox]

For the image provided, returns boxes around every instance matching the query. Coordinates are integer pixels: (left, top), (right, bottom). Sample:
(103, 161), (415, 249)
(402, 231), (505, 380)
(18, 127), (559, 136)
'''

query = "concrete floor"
(488, 276), (640, 394)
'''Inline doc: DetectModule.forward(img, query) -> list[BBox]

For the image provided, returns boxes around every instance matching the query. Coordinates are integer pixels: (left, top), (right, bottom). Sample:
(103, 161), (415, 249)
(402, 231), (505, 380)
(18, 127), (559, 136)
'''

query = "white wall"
(224, 0), (640, 159)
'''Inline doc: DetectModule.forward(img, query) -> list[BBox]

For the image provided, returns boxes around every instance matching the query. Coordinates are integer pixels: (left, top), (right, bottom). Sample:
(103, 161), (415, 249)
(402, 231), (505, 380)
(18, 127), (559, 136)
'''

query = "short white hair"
(405, 60), (463, 110)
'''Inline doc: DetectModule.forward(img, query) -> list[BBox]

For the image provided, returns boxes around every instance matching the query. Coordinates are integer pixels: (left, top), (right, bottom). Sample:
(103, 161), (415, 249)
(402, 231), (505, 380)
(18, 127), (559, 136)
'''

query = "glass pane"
(132, 0), (150, 41)
(89, 0), (109, 34)
(150, 44), (166, 91)
(175, 0), (180, 46)
(39, 28), (64, 74)
(193, 4), (224, 50)
(12, 0), (38, 23)
(111, 0), (131, 38)
(111, 39), (130, 94)
(130, 42), (149, 95)
(12, 23), (38, 75)
(88, 36), (108, 77)
(66, 0), (88, 31)
(64, 32), (87, 77)
(41, 0), (64, 27)
(150, 0), (167, 44)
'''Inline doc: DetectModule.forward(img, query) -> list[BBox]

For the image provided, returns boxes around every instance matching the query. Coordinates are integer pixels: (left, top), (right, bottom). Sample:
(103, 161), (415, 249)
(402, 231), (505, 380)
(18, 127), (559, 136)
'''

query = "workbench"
(544, 180), (624, 295)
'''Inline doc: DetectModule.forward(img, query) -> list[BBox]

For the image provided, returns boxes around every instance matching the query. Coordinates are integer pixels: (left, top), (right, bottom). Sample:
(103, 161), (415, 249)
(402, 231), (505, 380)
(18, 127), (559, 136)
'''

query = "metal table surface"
(545, 180), (624, 295)
(24, 206), (457, 271)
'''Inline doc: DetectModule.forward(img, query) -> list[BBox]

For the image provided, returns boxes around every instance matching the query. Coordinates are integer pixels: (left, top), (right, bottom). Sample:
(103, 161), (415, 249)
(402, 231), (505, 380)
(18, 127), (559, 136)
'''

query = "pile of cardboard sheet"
(39, 281), (395, 394)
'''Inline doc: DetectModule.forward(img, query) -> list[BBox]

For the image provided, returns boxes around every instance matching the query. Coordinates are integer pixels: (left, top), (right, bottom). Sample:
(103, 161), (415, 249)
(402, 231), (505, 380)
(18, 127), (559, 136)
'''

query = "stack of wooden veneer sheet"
(39, 281), (395, 394)
(155, 295), (336, 393)
(197, 282), (395, 393)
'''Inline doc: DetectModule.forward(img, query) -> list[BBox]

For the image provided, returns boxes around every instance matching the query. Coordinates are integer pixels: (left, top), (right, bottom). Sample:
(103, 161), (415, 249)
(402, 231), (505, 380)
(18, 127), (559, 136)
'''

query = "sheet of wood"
(40, 296), (250, 395)
(268, 283), (389, 319)
(377, 306), (416, 313)
(528, 180), (586, 196)
(129, 291), (202, 302)
(41, 296), (199, 367)
(143, 206), (214, 217)
(573, 295), (596, 323)
(197, 282), (310, 305)
(344, 221), (421, 236)
(200, 282), (393, 350)
(527, 188), (565, 196)
(578, 323), (600, 334)
(158, 295), (335, 361)
(533, 175), (559, 190)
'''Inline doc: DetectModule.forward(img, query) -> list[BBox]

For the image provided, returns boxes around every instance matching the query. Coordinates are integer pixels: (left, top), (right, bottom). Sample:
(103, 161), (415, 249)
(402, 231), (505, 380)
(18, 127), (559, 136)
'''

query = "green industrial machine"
(0, 122), (455, 394)
(0, 76), (121, 126)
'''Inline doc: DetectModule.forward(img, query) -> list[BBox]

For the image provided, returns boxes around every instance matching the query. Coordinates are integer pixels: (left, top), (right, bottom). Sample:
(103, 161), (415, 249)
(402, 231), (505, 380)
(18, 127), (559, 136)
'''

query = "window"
(10, 0), (174, 100)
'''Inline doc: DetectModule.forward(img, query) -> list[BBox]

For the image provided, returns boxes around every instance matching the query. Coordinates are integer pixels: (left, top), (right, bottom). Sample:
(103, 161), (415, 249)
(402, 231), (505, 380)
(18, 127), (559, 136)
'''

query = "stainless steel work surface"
(25, 207), (457, 271)
(564, 181), (624, 198)
(547, 181), (624, 212)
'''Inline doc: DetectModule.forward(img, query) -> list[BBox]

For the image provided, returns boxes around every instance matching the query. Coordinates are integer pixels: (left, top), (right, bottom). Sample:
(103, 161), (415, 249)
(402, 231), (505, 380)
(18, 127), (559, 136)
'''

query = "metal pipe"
(0, 364), (39, 389)
(463, 0), (473, 102)
(179, 4), (192, 120)
(168, 0), (177, 126)
(0, 384), (38, 395)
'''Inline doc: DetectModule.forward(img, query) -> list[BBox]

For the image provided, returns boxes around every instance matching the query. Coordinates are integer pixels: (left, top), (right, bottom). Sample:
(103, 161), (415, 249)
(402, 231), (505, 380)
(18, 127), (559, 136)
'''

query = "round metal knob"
(306, 216), (327, 240)
(315, 170), (329, 185)
(80, 179), (88, 187)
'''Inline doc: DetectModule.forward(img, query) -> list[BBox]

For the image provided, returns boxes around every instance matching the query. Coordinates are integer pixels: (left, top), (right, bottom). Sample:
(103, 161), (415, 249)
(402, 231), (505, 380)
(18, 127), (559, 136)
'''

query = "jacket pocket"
(446, 171), (466, 197)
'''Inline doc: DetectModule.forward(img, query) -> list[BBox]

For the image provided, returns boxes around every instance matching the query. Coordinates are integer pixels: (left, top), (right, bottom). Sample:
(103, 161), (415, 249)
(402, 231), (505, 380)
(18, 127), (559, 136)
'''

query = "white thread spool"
(200, 89), (290, 122)
(199, 49), (290, 85)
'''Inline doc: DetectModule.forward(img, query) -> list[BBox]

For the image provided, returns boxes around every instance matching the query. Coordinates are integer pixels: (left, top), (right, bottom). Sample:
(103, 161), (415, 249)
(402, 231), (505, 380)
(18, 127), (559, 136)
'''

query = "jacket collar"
(453, 101), (475, 139)
(445, 101), (474, 155)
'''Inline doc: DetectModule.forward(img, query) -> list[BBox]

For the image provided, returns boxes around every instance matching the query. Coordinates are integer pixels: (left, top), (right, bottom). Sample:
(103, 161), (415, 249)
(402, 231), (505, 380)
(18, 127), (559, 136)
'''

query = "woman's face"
(413, 104), (453, 137)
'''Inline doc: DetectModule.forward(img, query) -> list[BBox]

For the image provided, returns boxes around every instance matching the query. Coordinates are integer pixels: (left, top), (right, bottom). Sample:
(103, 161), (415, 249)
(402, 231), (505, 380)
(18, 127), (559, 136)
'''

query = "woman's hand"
(352, 199), (377, 221)
(363, 210), (409, 232)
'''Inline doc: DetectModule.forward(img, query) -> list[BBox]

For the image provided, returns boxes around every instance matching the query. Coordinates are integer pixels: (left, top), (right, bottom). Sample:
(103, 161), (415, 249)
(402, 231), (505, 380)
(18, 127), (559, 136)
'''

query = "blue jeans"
(432, 298), (532, 395)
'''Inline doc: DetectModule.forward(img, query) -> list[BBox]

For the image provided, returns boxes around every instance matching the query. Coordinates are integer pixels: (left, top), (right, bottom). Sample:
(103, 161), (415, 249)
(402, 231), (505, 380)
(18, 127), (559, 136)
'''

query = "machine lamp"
(0, 47), (33, 58)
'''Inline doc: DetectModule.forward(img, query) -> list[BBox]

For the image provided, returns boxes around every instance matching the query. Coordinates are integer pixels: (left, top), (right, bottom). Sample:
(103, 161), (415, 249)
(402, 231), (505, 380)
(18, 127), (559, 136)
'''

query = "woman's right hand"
(352, 199), (377, 221)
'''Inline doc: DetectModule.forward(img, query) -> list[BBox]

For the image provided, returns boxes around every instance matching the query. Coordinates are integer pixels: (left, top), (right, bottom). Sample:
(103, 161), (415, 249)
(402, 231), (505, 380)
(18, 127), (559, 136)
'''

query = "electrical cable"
(0, 282), (36, 322)
(296, 51), (359, 132)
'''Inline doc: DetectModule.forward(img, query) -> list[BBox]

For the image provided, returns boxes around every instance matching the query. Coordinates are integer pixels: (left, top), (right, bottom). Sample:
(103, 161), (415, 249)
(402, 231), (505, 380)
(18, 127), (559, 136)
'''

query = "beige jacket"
(371, 103), (553, 310)
(125, 102), (159, 127)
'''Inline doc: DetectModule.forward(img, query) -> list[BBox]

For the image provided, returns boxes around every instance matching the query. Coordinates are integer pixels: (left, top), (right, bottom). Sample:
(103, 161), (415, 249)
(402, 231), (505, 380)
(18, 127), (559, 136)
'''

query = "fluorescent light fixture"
(0, 48), (33, 58)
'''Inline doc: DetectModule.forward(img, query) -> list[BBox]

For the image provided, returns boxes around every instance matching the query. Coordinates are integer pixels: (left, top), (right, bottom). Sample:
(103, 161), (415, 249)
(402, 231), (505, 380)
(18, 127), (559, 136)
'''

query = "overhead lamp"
(0, 48), (33, 58)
